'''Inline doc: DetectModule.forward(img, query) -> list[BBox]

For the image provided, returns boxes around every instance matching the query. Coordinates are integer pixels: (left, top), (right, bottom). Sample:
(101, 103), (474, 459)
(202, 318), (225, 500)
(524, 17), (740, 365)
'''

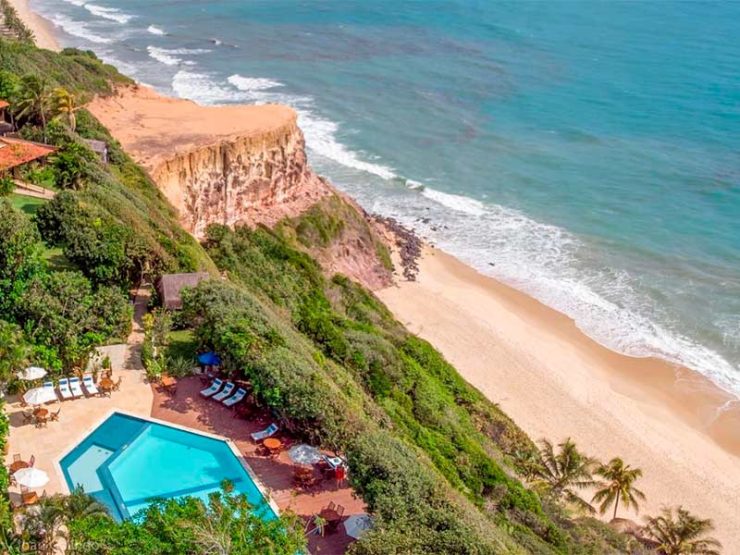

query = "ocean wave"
(227, 74), (283, 92)
(84, 4), (135, 24)
(421, 187), (487, 216)
(47, 13), (112, 44)
(147, 25), (166, 36)
(147, 47), (210, 67)
(61, 0), (86, 5)
(172, 70), (250, 104)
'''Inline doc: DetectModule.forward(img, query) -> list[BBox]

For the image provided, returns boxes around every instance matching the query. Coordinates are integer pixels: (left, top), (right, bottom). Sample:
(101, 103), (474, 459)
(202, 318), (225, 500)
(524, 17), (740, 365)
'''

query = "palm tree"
(52, 87), (78, 132)
(643, 507), (721, 555)
(14, 75), (52, 141)
(532, 438), (597, 513)
(592, 457), (646, 519)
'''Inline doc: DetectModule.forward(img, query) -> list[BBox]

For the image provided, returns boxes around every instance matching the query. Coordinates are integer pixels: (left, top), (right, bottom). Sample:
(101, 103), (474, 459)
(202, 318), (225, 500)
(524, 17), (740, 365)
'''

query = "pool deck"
(151, 376), (365, 555)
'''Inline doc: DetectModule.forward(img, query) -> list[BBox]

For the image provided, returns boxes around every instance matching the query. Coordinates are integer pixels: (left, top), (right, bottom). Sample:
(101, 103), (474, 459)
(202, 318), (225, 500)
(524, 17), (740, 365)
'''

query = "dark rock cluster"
(372, 215), (422, 281)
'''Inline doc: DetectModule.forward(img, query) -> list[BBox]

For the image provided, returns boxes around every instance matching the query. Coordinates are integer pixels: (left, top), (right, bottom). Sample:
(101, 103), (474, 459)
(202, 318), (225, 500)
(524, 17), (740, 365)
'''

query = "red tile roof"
(0, 137), (56, 171)
(0, 100), (9, 109)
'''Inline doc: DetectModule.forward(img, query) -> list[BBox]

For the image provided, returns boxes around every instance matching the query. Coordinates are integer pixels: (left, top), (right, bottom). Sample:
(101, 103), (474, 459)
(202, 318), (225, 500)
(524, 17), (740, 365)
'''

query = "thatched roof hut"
(156, 272), (210, 310)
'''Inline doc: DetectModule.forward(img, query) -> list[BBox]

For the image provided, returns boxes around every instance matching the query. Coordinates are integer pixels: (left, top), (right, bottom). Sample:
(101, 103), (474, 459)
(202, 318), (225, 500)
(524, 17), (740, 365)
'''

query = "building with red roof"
(0, 137), (56, 173)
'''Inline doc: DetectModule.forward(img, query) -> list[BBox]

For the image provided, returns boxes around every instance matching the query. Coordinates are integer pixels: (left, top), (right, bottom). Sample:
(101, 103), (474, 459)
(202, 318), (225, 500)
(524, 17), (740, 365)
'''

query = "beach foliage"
(532, 439), (597, 514)
(591, 457), (645, 519)
(643, 507), (721, 555)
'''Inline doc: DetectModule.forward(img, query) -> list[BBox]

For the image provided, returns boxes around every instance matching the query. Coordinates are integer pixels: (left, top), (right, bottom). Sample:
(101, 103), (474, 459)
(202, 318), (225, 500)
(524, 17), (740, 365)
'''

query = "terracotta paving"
(151, 376), (365, 555)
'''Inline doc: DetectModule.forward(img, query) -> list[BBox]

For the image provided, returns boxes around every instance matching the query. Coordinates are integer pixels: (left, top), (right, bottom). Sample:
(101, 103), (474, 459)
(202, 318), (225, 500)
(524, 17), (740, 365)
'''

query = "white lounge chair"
(42, 381), (58, 402)
(212, 382), (235, 402)
(222, 387), (247, 407)
(251, 423), (279, 443)
(69, 377), (83, 398)
(200, 378), (223, 398)
(58, 378), (72, 400)
(82, 374), (99, 396)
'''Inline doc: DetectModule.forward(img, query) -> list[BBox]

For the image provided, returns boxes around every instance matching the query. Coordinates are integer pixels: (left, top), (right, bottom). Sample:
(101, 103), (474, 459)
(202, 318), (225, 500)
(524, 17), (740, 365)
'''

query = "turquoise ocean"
(32, 1), (740, 397)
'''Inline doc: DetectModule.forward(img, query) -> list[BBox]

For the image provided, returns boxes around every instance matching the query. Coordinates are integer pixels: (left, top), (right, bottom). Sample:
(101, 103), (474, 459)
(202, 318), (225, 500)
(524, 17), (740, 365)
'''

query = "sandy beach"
(378, 248), (740, 548)
(6, 0), (58, 51)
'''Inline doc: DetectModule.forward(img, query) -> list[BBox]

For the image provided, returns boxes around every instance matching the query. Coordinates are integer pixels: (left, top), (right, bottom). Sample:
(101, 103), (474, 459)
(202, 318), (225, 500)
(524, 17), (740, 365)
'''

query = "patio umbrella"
(17, 366), (46, 381)
(197, 352), (221, 366)
(22, 387), (56, 405)
(288, 444), (323, 466)
(13, 468), (49, 489)
(343, 513), (373, 539)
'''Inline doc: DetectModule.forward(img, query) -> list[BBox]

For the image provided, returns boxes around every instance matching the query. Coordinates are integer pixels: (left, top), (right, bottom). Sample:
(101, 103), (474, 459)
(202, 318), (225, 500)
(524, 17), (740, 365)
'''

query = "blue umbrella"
(197, 352), (221, 366)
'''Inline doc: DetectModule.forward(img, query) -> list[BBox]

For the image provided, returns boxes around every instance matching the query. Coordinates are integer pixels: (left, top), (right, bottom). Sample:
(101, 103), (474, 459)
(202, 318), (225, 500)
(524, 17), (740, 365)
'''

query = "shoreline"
(6, 0), (59, 51)
(11, 2), (740, 547)
(378, 247), (740, 548)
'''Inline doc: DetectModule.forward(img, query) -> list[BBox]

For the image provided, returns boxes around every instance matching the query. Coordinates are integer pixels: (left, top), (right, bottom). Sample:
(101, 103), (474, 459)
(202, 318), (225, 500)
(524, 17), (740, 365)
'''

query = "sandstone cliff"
(88, 85), (392, 289)
(151, 116), (332, 238)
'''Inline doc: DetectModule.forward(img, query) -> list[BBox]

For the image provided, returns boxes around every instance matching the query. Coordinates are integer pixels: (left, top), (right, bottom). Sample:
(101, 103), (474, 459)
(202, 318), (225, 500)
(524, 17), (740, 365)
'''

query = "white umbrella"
(22, 387), (57, 406)
(17, 367), (46, 381)
(13, 468), (49, 489)
(287, 444), (323, 466)
(343, 513), (373, 539)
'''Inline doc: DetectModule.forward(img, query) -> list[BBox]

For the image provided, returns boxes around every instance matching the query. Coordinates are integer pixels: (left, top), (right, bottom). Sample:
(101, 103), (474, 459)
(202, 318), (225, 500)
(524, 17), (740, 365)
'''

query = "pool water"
(60, 413), (276, 521)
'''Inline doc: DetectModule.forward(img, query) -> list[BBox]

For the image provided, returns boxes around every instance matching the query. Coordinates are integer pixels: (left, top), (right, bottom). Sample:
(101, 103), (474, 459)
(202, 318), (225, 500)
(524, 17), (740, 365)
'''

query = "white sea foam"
(61, 0), (86, 6)
(362, 185), (740, 396)
(421, 188), (487, 216)
(84, 4), (135, 24)
(147, 25), (166, 36)
(227, 74), (283, 92)
(147, 47), (210, 67)
(47, 13), (112, 44)
(172, 70), (249, 104)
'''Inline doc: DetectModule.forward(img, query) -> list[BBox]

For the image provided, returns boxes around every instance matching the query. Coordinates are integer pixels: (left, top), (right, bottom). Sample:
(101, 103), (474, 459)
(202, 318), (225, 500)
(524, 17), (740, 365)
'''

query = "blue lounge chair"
(69, 377), (83, 398)
(58, 378), (72, 400)
(212, 382), (235, 402)
(200, 378), (223, 398)
(251, 423), (278, 442)
(222, 388), (247, 407)
(82, 374), (99, 396)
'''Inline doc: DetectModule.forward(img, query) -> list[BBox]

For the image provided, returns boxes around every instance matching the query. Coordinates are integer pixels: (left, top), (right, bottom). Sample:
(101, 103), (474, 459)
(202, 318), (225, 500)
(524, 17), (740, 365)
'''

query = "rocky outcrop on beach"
(372, 214), (422, 281)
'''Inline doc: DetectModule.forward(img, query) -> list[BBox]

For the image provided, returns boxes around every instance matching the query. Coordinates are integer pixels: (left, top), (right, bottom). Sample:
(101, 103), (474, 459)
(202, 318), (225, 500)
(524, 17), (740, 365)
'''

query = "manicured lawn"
(9, 193), (47, 215)
(167, 329), (198, 360)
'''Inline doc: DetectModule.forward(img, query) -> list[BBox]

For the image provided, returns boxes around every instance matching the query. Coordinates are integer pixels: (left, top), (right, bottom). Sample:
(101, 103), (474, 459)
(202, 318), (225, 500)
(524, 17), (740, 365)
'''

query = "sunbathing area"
(4, 323), (367, 554)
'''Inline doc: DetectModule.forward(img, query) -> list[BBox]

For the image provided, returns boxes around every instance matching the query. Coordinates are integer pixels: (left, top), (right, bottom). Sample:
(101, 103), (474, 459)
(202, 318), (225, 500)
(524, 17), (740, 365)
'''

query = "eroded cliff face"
(152, 117), (332, 238)
(88, 86), (392, 289)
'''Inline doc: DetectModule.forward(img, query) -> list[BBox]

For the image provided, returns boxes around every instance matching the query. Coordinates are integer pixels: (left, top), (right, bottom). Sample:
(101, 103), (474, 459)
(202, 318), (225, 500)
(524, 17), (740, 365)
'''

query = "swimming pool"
(60, 412), (277, 521)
